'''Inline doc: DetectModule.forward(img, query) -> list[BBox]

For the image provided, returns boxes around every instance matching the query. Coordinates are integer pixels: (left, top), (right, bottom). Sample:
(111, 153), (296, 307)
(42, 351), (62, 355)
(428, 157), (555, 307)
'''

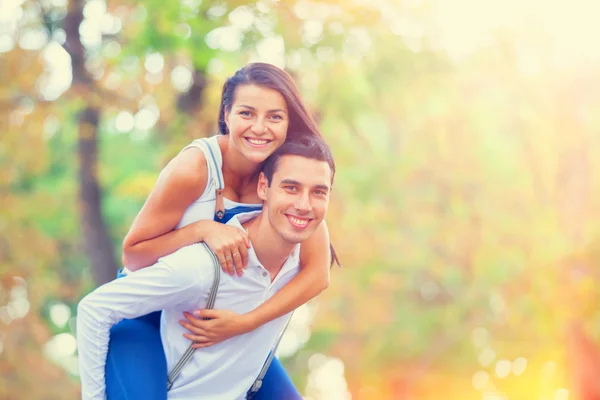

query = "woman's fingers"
(191, 341), (214, 349)
(224, 249), (235, 275)
(217, 248), (235, 276)
(183, 333), (210, 343)
(237, 242), (249, 271)
(232, 247), (244, 276)
(179, 320), (208, 336)
(232, 232), (249, 274)
(183, 311), (208, 324)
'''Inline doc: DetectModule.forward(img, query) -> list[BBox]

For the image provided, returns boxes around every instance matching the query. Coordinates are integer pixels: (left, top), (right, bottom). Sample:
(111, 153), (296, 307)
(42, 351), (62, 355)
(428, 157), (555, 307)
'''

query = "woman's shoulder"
(158, 145), (209, 195)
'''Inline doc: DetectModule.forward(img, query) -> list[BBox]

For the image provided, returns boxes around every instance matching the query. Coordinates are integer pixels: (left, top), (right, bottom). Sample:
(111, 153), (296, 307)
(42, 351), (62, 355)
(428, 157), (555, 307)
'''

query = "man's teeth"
(247, 138), (269, 145)
(289, 216), (308, 226)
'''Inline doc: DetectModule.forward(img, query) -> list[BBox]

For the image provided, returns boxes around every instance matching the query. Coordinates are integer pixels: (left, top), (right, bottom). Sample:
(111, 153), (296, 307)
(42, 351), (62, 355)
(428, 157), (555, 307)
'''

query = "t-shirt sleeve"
(77, 243), (212, 399)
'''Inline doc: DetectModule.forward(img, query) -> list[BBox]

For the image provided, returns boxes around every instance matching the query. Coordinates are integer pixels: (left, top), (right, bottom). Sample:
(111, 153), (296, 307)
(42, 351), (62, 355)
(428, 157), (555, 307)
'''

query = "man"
(76, 135), (335, 399)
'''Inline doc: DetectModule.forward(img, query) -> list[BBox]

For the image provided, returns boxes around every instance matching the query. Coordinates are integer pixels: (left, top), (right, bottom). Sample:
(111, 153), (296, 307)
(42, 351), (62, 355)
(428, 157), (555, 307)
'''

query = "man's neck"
(243, 216), (296, 281)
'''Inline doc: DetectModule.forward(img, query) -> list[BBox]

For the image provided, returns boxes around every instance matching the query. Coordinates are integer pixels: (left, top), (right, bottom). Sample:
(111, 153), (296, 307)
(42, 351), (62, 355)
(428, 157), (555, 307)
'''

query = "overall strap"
(167, 242), (221, 391)
(198, 137), (225, 221)
(246, 312), (294, 399)
(182, 137), (226, 220)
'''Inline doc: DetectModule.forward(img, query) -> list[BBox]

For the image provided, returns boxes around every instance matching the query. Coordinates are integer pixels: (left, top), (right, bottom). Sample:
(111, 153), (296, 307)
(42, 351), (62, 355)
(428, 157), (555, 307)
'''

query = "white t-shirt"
(77, 210), (300, 399)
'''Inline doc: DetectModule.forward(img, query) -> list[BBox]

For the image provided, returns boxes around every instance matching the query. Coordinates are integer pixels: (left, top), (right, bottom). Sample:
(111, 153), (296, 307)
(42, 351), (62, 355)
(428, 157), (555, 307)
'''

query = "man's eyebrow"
(280, 179), (301, 186)
(237, 105), (287, 113)
(280, 179), (330, 191)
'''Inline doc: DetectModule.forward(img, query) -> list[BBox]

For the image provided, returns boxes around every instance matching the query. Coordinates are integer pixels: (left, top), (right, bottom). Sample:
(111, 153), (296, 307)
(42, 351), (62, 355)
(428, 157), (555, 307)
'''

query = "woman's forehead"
(232, 84), (287, 109)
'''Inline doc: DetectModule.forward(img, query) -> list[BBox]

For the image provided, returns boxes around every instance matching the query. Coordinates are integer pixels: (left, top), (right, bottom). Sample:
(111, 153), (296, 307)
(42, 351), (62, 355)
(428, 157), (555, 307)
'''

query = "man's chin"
(280, 231), (312, 245)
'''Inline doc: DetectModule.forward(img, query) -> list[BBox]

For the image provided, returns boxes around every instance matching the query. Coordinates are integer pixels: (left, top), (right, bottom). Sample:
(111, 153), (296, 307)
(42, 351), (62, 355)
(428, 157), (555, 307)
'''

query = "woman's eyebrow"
(237, 105), (287, 113)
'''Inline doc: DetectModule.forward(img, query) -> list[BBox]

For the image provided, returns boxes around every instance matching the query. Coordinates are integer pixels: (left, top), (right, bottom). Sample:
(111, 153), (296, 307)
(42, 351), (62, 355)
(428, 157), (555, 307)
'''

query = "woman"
(106, 63), (335, 399)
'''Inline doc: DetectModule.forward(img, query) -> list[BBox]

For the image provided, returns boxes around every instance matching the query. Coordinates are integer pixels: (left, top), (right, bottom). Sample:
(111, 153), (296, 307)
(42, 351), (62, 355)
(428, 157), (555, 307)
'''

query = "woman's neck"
(218, 135), (261, 189)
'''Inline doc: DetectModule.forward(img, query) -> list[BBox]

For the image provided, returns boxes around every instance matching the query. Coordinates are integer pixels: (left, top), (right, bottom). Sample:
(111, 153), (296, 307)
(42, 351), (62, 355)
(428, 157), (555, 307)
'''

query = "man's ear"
(257, 172), (268, 201)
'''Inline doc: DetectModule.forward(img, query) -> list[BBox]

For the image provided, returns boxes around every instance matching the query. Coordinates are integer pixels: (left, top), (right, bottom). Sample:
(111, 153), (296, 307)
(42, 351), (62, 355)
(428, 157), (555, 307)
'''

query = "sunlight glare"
(495, 359), (512, 379)
(115, 111), (134, 133)
(44, 333), (77, 359)
(134, 106), (159, 130)
(306, 356), (350, 400)
(478, 347), (496, 368)
(229, 6), (254, 31)
(171, 66), (193, 92)
(50, 303), (72, 328)
(254, 36), (285, 68)
(471, 327), (489, 348)
(19, 28), (48, 50)
(512, 357), (527, 376)
(205, 26), (243, 52)
(0, 35), (15, 53)
(472, 370), (489, 391)
(144, 52), (164, 74)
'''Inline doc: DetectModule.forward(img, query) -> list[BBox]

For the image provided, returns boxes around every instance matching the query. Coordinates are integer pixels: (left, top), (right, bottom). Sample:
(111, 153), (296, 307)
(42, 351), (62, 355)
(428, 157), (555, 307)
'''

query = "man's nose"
(294, 192), (312, 213)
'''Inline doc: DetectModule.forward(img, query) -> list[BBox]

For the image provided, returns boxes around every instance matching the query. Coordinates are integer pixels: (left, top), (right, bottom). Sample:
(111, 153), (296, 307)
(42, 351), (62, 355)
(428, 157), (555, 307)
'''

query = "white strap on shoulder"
(196, 137), (225, 220)
(181, 137), (224, 192)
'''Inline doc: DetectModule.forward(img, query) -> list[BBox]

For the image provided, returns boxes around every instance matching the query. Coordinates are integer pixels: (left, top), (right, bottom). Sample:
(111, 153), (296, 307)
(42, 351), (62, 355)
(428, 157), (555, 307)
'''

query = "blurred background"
(3, 0), (600, 399)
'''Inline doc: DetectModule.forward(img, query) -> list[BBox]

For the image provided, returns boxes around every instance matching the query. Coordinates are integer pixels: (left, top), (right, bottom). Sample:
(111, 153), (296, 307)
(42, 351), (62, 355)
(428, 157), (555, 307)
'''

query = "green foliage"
(5, 0), (600, 398)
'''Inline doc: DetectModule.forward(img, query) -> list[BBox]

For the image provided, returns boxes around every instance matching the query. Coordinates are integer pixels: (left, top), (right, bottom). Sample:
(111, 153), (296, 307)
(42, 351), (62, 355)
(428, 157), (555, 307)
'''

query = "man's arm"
(77, 244), (210, 400)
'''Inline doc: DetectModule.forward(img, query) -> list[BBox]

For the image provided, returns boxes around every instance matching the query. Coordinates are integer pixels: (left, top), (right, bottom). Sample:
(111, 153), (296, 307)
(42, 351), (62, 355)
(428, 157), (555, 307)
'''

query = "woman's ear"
(223, 110), (230, 131)
(257, 172), (268, 201)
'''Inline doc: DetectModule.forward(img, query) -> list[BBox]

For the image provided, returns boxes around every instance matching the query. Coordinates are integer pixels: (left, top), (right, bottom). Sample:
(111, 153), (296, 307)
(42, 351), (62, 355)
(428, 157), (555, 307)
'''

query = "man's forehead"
(273, 155), (332, 186)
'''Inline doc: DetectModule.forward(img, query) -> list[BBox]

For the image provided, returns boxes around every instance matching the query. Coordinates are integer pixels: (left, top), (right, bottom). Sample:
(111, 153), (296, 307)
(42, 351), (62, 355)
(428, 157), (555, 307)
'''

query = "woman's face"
(224, 84), (289, 164)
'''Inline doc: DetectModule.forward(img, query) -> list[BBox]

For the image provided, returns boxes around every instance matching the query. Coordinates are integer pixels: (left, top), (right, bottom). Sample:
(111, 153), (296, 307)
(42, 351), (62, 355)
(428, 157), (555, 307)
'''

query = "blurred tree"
(4, 0), (600, 399)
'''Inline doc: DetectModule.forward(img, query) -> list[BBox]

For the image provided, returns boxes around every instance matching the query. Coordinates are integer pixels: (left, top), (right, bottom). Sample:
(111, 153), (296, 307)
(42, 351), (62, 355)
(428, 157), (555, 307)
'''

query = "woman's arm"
(181, 221), (332, 346)
(122, 149), (209, 270)
(246, 220), (331, 325)
(123, 148), (251, 275)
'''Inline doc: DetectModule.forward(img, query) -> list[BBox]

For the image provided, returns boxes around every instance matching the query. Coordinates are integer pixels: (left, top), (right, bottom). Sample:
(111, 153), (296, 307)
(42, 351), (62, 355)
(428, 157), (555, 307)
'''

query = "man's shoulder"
(158, 243), (214, 272)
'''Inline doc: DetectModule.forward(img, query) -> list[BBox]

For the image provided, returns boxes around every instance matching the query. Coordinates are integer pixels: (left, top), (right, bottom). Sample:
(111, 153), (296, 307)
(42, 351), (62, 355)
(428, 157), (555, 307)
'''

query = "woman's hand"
(179, 309), (255, 348)
(195, 220), (251, 276)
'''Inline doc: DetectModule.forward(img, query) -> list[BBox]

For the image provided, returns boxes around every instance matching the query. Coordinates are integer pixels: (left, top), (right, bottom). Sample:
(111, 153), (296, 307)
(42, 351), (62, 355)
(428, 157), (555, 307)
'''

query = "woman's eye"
(239, 111), (252, 117)
(270, 114), (283, 121)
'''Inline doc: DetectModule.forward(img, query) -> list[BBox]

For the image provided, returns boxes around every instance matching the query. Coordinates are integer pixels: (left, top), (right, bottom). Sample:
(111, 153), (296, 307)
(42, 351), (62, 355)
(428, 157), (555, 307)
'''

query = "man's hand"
(179, 309), (255, 348)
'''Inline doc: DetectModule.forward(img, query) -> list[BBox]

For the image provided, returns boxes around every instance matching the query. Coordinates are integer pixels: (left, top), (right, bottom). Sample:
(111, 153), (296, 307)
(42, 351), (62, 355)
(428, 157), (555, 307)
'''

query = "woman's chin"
(242, 148), (278, 164)
(244, 153), (272, 164)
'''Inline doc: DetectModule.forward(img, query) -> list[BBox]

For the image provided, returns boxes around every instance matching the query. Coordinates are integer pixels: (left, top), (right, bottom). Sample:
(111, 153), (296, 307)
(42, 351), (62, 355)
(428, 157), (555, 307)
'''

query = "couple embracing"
(77, 63), (339, 399)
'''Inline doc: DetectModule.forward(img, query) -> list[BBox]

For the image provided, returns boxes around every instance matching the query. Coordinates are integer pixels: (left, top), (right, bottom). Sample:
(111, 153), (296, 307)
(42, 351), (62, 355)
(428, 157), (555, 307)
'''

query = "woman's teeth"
(247, 138), (269, 145)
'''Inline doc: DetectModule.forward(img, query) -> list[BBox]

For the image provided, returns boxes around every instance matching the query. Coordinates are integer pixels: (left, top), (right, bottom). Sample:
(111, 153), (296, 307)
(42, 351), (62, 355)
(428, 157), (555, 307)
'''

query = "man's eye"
(314, 190), (327, 196)
(284, 186), (297, 191)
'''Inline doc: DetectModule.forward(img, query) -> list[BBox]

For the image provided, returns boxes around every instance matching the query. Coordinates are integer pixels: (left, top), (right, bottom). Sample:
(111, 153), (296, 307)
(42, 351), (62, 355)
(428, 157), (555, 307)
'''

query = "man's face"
(258, 155), (332, 244)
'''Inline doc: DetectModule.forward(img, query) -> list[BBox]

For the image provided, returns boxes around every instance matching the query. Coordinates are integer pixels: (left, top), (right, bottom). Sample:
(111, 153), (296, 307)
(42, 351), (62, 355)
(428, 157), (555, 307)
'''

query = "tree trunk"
(177, 68), (207, 115)
(77, 108), (118, 285)
(65, 0), (118, 285)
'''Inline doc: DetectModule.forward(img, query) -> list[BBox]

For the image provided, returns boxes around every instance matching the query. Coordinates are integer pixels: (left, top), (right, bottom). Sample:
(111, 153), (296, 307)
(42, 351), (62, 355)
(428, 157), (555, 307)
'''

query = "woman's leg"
(105, 312), (167, 400)
(252, 357), (302, 400)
